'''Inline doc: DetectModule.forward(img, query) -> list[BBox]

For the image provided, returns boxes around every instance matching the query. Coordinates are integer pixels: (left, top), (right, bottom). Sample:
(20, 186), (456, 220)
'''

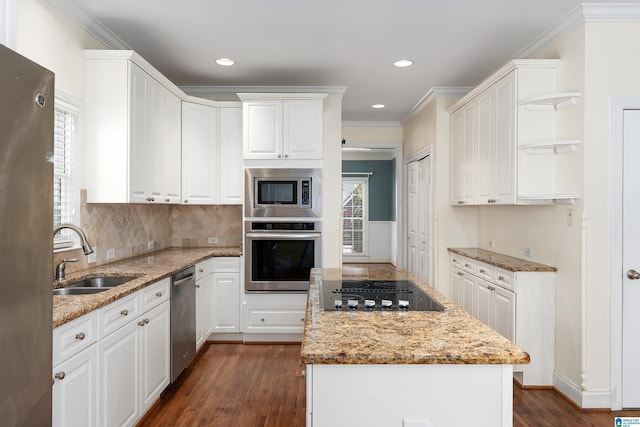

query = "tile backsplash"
(53, 190), (242, 275)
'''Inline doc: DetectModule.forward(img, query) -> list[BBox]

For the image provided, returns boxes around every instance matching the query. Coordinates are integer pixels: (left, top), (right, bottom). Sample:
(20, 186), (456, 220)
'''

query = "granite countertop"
(53, 246), (242, 328)
(300, 264), (530, 365)
(448, 247), (557, 272)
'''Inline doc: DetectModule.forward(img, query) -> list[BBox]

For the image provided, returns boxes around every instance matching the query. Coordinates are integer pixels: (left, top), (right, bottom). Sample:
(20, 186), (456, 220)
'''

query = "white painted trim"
(553, 371), (610, 409)
(610, 96), (640, 410)
(406, 144), (431, 164)
(185, 86), (347, 97)
(403, 87), (472, 123)
(1, 0), (16, 49)
(342, 121), (401, 128)
(582, 3), (640, 22)
(47, 0), (129, 49)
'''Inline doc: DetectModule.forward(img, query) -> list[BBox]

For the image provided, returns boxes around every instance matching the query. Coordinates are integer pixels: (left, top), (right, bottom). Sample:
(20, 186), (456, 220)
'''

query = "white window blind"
(53, 96), (79, 250)
(342, 178), (368, 256)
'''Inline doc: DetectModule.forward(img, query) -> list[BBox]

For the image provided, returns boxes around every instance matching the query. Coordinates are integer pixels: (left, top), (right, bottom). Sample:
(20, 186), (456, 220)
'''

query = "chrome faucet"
(53, 223), (94, 256)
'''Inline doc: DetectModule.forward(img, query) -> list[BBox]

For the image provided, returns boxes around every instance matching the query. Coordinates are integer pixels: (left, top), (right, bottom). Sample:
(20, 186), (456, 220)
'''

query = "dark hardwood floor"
(138, 343), (640, 427)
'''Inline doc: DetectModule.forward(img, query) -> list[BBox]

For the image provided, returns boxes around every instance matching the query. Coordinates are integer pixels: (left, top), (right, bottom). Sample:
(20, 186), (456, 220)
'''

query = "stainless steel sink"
(64, 276), (137, 288)
(53, 276), (137, 296)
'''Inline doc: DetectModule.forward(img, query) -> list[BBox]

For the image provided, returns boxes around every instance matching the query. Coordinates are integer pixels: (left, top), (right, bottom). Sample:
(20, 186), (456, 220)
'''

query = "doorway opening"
(342, 177), (368, 258)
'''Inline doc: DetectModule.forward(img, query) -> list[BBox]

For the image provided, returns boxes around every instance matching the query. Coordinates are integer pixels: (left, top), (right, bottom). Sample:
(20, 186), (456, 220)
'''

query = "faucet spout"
(53, 223), (94, 255)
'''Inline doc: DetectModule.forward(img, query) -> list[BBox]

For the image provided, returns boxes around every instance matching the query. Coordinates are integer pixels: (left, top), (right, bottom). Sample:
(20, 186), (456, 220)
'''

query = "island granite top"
(300, 264), (530, 365)
(448, 248), (557, 272)
(53, 246), (242, 328)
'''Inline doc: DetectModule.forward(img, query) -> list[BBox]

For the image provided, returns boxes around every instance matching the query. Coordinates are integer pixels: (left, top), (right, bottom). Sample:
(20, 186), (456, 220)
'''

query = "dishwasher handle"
(173, 274), (194, 287)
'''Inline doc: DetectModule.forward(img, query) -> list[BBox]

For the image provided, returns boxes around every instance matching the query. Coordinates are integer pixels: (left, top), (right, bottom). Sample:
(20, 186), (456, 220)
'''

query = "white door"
(418, 156), (431, 283)
(407, 161), (419, 275)
(622, 109), (640, 408)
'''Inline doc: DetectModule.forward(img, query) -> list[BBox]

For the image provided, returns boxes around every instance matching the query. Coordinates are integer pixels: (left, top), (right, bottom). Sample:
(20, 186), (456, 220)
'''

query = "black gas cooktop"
(319, 280), (447, 312)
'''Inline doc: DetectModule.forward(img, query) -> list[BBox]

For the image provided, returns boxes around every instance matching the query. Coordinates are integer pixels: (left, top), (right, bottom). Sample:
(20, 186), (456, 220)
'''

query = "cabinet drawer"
(245, 308), (306, 331)
(98, 293), (140, 338)
(461, 257), (475, 274)
(475, 262), (494, 281)
(211, 257), (240, 273)
(450, 254), (464, 268)
(140, 278), (170, 312)
(494, 268), (515, 291)
(195, 259), (212, 280)
(53, 311), (97, 366)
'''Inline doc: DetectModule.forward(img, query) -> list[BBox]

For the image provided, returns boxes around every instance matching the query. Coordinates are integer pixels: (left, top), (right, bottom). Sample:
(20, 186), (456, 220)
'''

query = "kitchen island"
(301, 264), (529, 427)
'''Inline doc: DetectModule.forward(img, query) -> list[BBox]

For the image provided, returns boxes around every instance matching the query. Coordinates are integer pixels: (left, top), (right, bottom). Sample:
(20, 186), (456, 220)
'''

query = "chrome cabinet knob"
(627, 269), (640, 280)
(138, 320), (146, 326)
(75, 332), (85, 340)
(156, 291), (163, 297)
(54, 372), (65, 380)
(121, 309), (129, 316)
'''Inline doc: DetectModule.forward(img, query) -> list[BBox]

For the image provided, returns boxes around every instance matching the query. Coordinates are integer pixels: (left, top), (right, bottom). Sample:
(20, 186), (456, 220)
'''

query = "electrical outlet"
(567, 208), (574, 226)
(106, 248), (115, 260)
(488, 239), (495, 248)
(524, 247), (533, 257)
(88, 249), (97, 264)
(208, 237), (219, 244)
(147, 240), (155, 251)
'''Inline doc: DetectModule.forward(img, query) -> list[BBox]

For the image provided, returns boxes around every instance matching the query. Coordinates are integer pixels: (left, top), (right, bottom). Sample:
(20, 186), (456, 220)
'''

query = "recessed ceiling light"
(215, 58), (235, 66)
(371, 104), (385, 109)
(394, 59), (414, 68)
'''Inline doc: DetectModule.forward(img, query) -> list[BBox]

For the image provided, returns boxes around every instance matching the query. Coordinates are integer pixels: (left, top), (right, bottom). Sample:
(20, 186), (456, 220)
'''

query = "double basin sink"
(53, 276), (137, 296)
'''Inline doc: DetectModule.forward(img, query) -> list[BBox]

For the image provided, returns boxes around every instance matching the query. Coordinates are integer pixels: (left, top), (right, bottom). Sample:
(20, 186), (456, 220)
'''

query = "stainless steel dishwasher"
(170, 265), (196, 382)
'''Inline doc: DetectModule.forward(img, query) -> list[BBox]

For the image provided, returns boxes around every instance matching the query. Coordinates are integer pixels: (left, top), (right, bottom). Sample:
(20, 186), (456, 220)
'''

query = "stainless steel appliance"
(245, 221), (321, 292)
(319, 280), (447, 311)
(170, 266), (196, 382)
(245, 168), (322, 218)
(0, 44), (54, 426)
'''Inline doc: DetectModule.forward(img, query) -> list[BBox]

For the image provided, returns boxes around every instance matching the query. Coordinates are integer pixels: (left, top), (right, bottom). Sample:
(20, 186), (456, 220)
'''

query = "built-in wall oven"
(245, 221), (321, 292)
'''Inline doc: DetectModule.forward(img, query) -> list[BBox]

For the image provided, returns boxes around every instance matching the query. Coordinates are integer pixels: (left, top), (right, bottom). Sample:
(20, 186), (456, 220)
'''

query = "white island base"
(306, 363), (513, 427)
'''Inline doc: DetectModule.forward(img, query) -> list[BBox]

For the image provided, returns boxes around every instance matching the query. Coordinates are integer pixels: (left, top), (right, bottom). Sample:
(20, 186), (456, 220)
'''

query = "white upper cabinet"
(84, 51), (182, 204)
(449, 59), (580, 206)
(218, 106), (244, 205)
(182, 102), (219, 205)
(239, 94), (326, 160)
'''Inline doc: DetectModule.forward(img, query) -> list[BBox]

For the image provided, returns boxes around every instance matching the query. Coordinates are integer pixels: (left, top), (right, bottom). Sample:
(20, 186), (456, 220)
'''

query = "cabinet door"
(98, 321), (140, 427)
(462, 100), (478, 204)
(129, 63), (150, 203)
(283, 99), (324, 159)
(450, 108), (464, 205)
(53, 345), (98, 427)
(160, 89), (182, 203)
(182, 102), (219, 205)
(477, 87), (494, 204)
(140, 301), (171, 413)
(461, 272), (476, 315)
(449, 268), (463, 305)
(475, 278), (494, 327)
(243, 100), (282, 159)
(196, 274), (212, 349)
(493, 286), (515, 341)
(212, 272), (241, 333)
(493, 71), (516, 204)
(219, 107), (243, 204)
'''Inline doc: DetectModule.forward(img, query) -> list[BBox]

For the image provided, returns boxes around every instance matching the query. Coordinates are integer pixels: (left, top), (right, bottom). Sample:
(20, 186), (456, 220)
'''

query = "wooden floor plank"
(137, 343), (640, 427)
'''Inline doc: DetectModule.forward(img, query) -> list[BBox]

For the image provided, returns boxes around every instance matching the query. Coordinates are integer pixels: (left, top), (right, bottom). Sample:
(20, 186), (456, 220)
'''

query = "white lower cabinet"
(243, 293), (307, 340)
(449, 251), (554, 386)
(52, 311), (98, 427)
(195, 259), (213, 350)
(211, 257), (241, 334)
(53, 278), (171, 427)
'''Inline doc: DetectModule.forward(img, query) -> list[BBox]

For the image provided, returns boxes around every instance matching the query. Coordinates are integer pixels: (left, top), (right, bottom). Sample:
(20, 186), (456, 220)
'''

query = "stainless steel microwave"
(245, 168), (322, 218)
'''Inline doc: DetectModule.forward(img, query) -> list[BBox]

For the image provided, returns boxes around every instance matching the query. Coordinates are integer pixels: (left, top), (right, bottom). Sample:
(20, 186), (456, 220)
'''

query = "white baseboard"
(553, 372), (611, 409)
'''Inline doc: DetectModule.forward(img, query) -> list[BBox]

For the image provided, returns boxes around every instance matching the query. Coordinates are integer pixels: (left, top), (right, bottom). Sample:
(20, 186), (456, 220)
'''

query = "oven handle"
(245, 232), (321, 239)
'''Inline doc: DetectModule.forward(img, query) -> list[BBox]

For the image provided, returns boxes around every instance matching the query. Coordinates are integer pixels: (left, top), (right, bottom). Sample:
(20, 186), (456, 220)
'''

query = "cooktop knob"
(381, 299), (393, 309)
(334, 300), (343, 309)
(398, 299), (410, 309)
(348, 299), (359, 309)
(364, 299), (375, 309)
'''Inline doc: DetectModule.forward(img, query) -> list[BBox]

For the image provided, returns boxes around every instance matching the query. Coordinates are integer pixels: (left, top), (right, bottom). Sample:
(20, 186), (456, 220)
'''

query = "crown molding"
(515, 3), (640, 59)
(48, 0), (129, 49)
(342, 121), (402, 128)
(183, 85), (347, 98)
(403, 87), (472, 123)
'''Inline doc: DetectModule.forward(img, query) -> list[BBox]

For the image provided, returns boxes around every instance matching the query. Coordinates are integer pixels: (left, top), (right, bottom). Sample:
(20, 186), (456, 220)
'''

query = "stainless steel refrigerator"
(0, 44), (54, 426)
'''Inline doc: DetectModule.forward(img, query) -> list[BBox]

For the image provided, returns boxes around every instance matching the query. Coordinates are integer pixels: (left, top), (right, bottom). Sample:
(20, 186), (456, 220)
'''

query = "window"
(342, 177), (368, 256)
(53, 93), (80, 250)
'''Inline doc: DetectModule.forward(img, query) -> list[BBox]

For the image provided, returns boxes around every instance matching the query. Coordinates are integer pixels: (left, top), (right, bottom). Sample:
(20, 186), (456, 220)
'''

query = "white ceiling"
(57, 0), (625, 122)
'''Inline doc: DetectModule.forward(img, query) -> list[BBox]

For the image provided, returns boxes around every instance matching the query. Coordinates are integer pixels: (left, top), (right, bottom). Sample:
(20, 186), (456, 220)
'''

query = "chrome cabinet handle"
(199, 268), (204, 273)
(156, 291), (163, 297)
(479, 269), (485, 273)
(138, 320), (146, 326)
(457, 272), (463, 276)
(458, 201), (464, 205)
(628, 269), (640, 280)
(75, 332), (85, 340)
(195, 284), (200, 288)
(54, 372), (65, 380)
(498, 276), (505, 281)
(121, 309), (129, 316)
(165, 198), (170, 202)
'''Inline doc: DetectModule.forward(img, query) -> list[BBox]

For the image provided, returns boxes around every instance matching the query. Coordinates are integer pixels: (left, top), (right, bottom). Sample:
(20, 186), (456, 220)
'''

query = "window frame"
(341, 176), (369, 257)
(52, 90), (81, 252)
